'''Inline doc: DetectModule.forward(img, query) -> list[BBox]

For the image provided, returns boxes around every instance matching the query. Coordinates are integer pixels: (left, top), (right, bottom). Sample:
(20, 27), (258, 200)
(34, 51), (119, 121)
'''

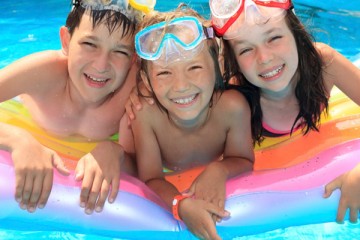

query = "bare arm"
(317, 43), (360, 104)
(0, 50), (67, 102)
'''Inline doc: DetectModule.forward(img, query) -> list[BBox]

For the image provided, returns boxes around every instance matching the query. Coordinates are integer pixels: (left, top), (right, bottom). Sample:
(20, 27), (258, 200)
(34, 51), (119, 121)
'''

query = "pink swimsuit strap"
(262, 121), (301, 135)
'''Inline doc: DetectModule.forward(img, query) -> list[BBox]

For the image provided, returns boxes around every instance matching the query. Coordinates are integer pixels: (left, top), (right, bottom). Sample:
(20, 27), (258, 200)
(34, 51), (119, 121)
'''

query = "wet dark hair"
(65, 1), (137, 38)
(137, 4), (225, 115)
(222, 9), (328, 145)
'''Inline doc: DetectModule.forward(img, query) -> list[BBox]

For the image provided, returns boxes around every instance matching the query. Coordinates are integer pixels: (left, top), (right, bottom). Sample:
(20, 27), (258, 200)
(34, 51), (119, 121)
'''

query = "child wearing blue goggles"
(131, 4), (254, 240)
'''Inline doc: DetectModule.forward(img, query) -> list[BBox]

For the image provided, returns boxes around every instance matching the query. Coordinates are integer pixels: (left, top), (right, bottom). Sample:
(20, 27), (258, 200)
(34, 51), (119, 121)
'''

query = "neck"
(260, 74), (298, 102)
(168, 105), (212, 131)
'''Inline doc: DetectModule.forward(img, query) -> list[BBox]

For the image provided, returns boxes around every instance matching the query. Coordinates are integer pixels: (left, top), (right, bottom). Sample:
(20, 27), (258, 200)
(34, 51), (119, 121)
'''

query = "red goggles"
(210, 0), (293, 38)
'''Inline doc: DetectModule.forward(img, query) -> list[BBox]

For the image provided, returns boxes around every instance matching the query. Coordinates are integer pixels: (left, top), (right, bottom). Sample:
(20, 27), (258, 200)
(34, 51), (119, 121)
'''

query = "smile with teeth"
(259, 65), (284, 78)
(172, 94), (197, 105)
(85, 73), (109, 82)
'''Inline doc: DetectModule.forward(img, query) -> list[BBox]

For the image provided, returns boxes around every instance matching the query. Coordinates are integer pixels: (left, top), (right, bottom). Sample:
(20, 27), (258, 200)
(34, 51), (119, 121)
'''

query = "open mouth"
(84, 73), (110, 86)
(172, 94), (198, 105)
(259, 64), (285, 79)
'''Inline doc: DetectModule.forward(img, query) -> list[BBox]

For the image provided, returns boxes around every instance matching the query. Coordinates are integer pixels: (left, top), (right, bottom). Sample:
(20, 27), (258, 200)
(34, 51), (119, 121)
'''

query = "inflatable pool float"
(0, 87), (360, 239)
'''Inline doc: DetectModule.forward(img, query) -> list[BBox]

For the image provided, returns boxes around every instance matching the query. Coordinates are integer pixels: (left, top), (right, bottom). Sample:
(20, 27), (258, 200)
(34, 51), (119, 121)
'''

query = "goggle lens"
(135, 16), (213, 64)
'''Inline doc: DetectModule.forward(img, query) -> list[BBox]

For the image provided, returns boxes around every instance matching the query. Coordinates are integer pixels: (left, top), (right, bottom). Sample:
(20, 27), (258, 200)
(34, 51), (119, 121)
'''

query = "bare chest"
(261, 99), (300, 132)
(156, 123), (226, 171)
(23, 97), (122, 141)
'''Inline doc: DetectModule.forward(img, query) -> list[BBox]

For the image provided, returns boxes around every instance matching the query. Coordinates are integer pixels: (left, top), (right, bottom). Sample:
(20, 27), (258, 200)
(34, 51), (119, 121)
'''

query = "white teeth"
(173, 95), (196, 104)
(85, 74), (108, 82)
(260, 65), (283, 78)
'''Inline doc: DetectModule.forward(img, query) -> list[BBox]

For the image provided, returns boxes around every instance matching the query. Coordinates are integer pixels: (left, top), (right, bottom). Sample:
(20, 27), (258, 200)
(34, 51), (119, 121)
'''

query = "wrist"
(172, 194), (189, 221)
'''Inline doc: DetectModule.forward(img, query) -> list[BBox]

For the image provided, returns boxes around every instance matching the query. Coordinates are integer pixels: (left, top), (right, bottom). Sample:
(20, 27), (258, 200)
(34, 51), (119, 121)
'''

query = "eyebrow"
(83, 35), (133, 50)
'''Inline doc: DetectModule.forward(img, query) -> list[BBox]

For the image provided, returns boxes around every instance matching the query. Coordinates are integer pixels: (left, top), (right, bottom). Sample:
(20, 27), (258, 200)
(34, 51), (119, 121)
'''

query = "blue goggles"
(135, 16), (214, 64)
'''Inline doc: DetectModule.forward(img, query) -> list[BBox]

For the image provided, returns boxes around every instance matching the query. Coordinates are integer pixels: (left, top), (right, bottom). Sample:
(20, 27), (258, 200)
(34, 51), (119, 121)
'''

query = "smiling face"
(144, 45), (217, 127)
(228, 17), (299, 95)
(63, 12), (135, 104)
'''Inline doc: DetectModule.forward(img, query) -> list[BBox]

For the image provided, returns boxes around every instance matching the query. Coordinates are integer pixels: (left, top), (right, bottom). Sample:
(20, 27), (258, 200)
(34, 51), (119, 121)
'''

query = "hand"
(125, 83), (153, 125)
(75, 141), (123, 214)
(324, 164), (360, 223)
(180, 197), (229, 240)
(186, 162), (228, 223)
(11, 136), (69, 212)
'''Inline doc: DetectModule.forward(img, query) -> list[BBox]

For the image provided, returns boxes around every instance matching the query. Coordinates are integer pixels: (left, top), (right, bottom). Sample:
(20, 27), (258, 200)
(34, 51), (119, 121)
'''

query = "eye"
(269, 35), (282, 43)
(114, 49), (131, 57)
(189, 65), (202, 70)
(239, 48), (253, 56)
(156, 70), (171, 76)
(82, 41), (96, 48)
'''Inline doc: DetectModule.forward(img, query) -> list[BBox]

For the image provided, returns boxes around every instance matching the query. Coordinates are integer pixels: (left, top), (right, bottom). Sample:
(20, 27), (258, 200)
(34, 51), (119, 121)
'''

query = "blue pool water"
(0, 0), (359, 239)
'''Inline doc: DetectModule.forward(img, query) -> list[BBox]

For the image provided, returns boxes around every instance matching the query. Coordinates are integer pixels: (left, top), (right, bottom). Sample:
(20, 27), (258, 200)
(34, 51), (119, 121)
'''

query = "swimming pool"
(0, 0), (359, 239)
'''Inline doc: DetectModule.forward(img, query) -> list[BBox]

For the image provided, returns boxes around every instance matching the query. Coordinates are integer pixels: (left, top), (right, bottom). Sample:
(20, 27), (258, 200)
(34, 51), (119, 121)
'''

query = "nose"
(256, 46), (274, 65)
(172, 74), (190, 92)
(92, 52), (111, 73)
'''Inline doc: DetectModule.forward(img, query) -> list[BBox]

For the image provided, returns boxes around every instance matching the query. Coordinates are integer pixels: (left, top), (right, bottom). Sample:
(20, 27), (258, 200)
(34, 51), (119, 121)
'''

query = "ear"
(140, 70), (152, 92)
(59, 26), (71, 56)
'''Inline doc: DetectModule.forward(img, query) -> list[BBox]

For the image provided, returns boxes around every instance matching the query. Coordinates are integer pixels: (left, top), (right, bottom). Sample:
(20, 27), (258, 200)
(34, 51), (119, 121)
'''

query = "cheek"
(151, 79), (168, 97)
(237, 57), (253, 74)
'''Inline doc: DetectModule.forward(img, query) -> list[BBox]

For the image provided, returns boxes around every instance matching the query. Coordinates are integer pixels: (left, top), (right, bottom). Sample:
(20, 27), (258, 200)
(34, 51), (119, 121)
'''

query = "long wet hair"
(65, 0), (137, 38)
(222, 9), (328, 145)
(137, 4), (224, 115)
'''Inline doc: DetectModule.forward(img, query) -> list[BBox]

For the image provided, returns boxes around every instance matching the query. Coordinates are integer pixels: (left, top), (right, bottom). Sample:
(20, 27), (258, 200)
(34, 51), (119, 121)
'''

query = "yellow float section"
(0, 100), (116, 169)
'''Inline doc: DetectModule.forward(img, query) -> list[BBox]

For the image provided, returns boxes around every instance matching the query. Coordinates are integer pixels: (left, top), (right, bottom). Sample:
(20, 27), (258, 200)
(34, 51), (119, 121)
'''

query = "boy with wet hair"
(0, 0), (152, 214)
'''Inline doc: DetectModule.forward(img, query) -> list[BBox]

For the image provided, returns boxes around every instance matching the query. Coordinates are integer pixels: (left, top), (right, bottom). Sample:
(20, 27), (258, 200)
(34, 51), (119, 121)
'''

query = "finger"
(139, 83), (154, 104)
(125, 100), (136, 120)
(199, 223), (221, 240)
(336, 199), (347, 223)
(14, 170), (26, 203)
(75, 158), (85, 181)
(183, 185), (196, 197)
(145, 96), (154, 105)
(108, 176), (120, 203)
(349, 207), (358, 223)
(95, 180), (110, 212)
(37, 170), (53, 209)
(211, 214), (218, 223)
(129, 91), (142, 111)
(21, 173), (35, 210)
(206, 203), (230, 219)
(323, 176), (342, 198)
(52, 154), (70, 176)
(85, 175), (103, 214)
(79, 170), (95, 208)
(28, 173), (44, 212)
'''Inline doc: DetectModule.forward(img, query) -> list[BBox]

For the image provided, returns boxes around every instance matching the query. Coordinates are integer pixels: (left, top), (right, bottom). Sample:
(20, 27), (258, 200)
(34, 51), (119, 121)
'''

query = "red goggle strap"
(254, 0), (292, 10)
(212, 0), (245, 36)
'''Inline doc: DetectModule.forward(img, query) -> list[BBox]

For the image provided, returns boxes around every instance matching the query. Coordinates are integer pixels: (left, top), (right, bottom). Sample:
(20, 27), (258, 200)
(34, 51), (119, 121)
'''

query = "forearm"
(146, 178), (180, 208)
(92, 140), (137, 176)
(0, 122), (34, 151)
(210, 156), (254, 180)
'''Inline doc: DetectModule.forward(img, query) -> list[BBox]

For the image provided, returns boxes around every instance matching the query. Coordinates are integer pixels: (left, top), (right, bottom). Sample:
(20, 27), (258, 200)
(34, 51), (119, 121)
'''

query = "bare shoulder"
(314, 42), (337, 65)
(133, 96), (161, 123)
(215, 89), (250, 114)
(0, 50), (68, 100)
